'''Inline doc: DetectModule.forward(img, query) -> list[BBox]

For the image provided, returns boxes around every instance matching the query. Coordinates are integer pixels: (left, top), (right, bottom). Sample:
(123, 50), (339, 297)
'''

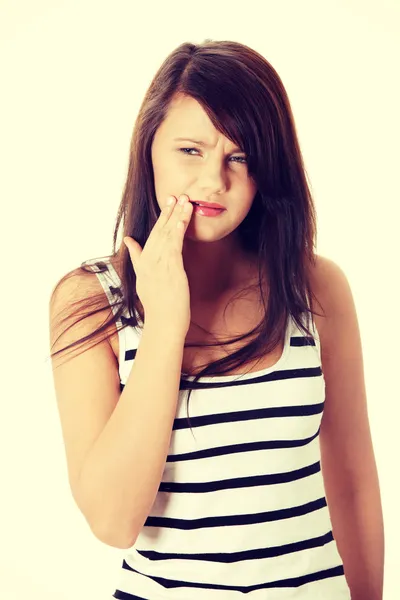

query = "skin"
(150, 93), (260, 304)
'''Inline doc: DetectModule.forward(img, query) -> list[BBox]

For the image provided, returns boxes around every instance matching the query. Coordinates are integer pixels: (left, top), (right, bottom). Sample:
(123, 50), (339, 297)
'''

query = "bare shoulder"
(308, 253), (350, 306)
(49, 265), (116, 360)
(310, 255), (358, 356)
(309, 254), (349, 348)
(50, 263), (105, 298)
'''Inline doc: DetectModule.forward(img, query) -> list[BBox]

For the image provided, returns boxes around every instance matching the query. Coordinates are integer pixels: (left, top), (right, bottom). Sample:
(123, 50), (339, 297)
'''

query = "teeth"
(192, 202), (219, 208)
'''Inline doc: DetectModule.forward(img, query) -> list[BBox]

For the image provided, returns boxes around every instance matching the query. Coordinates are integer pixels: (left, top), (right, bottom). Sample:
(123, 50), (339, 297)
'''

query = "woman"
(49, 39), (384, 599)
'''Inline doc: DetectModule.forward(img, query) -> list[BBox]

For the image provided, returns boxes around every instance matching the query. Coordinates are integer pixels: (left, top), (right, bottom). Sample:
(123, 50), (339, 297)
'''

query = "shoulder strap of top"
(83, 258), (122, 320)
(82, 258), (143, 328)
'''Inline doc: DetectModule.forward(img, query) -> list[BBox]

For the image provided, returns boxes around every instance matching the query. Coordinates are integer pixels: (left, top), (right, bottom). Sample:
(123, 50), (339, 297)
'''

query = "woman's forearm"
(332, 484), (385, 600)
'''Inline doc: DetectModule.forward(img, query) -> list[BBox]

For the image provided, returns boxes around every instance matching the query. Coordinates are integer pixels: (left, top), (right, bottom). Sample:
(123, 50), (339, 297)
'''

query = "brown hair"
(48, 38), (324, 430)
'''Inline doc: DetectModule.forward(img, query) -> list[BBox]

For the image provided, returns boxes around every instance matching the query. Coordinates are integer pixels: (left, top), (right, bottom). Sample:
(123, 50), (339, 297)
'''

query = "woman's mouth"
(190, 203), (225, 217)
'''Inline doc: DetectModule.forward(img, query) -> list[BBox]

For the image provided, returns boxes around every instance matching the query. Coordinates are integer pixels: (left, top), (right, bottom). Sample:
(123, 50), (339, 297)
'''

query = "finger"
(158, 194), (190, 231)
(148, 196), (177, 240)
(123, 236), (142, 268)
(159, 195), (178, 223)
(175, 197), (193, 239)
(152, 194), (191, 238)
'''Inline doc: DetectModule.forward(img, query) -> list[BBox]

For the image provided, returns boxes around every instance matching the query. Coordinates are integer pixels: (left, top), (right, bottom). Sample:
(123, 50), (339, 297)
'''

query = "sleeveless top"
(84, 258), (352, 600)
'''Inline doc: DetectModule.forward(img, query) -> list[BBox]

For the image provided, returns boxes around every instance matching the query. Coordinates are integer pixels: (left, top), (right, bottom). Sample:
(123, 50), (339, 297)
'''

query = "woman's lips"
(191, 204), (225, 217)
(190, 201), (225, 210)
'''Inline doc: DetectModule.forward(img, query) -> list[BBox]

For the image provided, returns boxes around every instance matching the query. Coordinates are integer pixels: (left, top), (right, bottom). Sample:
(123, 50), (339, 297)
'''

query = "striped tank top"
(85, 258), (351, 600)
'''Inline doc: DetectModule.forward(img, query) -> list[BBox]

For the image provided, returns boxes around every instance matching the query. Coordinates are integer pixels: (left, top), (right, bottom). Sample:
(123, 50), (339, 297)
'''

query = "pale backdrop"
(0, 0), (398, 598)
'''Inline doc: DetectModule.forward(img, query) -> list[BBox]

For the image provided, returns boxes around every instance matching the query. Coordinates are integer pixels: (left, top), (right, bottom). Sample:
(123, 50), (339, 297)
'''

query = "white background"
(0, 1), (398, 598)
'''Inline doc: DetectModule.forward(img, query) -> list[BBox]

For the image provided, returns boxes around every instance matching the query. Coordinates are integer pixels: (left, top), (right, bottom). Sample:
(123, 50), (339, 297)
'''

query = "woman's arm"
(313, 256), (385, 600)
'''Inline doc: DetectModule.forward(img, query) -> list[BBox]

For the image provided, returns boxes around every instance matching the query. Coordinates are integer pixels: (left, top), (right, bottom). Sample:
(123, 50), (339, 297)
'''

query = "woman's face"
(150, 94), (258, 244)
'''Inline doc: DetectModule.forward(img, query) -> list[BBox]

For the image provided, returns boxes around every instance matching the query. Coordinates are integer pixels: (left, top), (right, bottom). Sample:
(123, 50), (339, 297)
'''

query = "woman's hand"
(123, 194), (194, 336)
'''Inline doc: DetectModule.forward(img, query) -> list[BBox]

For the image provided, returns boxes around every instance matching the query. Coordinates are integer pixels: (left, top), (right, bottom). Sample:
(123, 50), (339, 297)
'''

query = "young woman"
(49, 39), (384, 600)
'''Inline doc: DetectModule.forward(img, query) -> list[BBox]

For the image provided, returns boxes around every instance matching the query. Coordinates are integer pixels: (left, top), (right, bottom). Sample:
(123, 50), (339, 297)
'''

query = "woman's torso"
(85, 255), (353, 599)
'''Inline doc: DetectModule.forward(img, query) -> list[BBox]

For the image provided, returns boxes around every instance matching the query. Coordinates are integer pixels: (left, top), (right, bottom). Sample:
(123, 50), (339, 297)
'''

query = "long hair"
(48, 38), (324, 432)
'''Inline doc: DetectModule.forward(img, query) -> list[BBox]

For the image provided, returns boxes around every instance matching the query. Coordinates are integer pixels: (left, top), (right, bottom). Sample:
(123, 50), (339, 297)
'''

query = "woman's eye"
(178, 147), (247, 164)
(179, 147), (199, 156)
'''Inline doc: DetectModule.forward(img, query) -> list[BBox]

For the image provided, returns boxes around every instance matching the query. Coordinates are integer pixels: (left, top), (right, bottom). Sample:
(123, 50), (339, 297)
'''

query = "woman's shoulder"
(50, 256), (123, 326)
(308, 254), (348, 309)
(307, 253), (352, 344)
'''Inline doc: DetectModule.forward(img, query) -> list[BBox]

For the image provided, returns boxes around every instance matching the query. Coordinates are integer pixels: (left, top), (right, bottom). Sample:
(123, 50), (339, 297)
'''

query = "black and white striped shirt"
(86, 258), (351, 600)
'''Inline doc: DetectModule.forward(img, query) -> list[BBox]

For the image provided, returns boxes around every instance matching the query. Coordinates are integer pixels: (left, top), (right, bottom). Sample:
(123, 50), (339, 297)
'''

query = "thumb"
(123, 236), (142, 270)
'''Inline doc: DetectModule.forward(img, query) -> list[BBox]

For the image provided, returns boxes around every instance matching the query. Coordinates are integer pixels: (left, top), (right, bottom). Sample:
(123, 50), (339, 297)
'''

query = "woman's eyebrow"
(173, 137), (243, 153)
